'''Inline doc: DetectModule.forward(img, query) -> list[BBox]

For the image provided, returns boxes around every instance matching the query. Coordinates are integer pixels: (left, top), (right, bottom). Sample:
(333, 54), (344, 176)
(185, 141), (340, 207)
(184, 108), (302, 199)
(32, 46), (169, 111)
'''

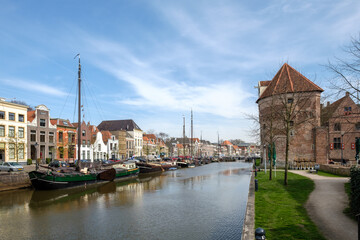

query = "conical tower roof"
(256, 63), (323, 103)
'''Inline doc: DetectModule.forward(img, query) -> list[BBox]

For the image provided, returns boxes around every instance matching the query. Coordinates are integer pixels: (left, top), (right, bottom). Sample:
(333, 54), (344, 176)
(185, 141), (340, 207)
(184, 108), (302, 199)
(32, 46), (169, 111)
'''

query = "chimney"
(327, 101), (330, 107)
(346, 91), (350, 97)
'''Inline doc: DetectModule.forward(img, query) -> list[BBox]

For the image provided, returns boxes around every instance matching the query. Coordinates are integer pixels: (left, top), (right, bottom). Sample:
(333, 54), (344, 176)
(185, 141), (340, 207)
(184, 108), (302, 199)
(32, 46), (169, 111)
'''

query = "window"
(82, 130), (86, 136)
(30, 130), (36, 142)
(356, 122), (360, 130)
(87, 150), (90, 160)
(8, 126), (15, 137)
(0, 111), (4, 119)
(82, 150), (86, 160)
(0, 125), (4, 137)
(18, 144), (24, 159)
(110, 143), (113, 150)
(71, 134), (75, 144)
(288, 98), (293, 104)
(87, 140), (90, 146)
(114, 143), (117, 150)
(334, 123), (341, 131)
(63, 121), (68, 126)
(334, 138), (341, 149)
(40, 119), (46, 127)
(18, 127), (24, 138)
(40, 131), (45, 142)
(9, 143), (15, 159)
(82, 140), (86, 146)
(290, 121), (294, 127)
(68, 146), (74, 158)
(98, 144), (101, 151)
(59, 147), (64, 159)
(59, 131), (63, 142)
(9, 113), (15, 121)
(18, 114), (24, 122)
(49, 132), (54, 143)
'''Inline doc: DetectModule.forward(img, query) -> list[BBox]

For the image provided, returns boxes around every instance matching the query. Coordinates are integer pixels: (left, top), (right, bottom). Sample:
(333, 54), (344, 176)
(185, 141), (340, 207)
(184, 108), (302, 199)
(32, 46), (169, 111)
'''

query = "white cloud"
(1, 78), (68, 97)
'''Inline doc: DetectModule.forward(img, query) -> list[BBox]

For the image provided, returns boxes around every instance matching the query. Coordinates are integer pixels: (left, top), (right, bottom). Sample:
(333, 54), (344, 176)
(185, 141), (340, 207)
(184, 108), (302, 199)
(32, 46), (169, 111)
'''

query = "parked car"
(48, 160), (69, 168)
(0, 162), (24, 172)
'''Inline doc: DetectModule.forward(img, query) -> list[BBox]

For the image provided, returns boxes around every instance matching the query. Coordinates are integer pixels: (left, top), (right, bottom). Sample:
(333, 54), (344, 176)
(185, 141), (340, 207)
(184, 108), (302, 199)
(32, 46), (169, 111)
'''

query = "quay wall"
(0, 173), (31, 192)
(319, 164), (350, 177)
(241, 172), (255, 240)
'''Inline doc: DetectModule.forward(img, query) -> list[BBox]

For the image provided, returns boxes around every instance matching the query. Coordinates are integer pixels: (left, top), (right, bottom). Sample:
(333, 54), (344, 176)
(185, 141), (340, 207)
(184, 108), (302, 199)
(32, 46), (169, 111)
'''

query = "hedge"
(350, 166), (360, 216)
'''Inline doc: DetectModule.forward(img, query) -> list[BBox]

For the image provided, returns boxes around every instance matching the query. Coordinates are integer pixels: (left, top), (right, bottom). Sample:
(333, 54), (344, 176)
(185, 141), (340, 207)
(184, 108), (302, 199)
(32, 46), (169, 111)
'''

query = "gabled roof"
(222, 140), (233, 146)
(144, 134), (156, 140)
(321, 92), (357, 125)
(50, 118), (76, 128)
(101, 130), (113, 144)
(27, 110), (35, 122)
(176, 144), (183, 148)
(97, 119), (142, 131)
(257, 63), (323, 103)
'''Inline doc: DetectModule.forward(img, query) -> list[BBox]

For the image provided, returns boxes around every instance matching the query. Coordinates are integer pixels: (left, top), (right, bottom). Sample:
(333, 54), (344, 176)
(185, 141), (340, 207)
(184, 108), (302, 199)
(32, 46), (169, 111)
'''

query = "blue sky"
(1, 0), (360, 143)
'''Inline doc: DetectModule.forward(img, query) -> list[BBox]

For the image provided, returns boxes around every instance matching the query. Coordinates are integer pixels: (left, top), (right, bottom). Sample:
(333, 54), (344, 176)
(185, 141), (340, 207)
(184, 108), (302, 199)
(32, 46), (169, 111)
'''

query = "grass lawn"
(317, 170), (347, 178)
(255, 171), (325, 239)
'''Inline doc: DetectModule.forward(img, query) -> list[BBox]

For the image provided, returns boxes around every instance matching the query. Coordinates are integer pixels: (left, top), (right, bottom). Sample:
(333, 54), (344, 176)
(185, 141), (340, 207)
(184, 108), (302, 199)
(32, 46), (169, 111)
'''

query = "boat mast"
(76, 54), (81, 169)
(183, 115), (185, 157)
(191, 109), (193, 159)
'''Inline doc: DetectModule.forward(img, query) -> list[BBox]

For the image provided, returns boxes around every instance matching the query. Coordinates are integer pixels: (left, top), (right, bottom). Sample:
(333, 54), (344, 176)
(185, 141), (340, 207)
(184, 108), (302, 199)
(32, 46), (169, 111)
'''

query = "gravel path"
(290, 170), (357, 240)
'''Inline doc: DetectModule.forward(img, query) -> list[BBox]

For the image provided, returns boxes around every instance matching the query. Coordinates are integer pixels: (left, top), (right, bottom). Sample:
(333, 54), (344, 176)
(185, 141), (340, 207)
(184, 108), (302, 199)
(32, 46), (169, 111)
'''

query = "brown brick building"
(316, 92), (360, 164)
(257, 63), (323, 166)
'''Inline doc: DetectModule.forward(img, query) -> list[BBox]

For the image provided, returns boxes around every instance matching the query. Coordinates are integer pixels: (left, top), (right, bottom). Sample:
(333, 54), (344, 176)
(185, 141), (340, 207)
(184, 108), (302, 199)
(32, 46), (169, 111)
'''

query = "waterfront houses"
(0, 98), (28, 162)
(27, 105), (56, 162)
(72, 121), (92, 161)
(50, 118), (77, 162)
(98, 119), (143, 157)
(101, 130), (119, 160)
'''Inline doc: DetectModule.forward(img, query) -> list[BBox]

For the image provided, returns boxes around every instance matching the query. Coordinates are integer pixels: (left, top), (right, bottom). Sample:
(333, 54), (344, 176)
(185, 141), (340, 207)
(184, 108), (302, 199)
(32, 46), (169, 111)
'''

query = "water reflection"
(0, 162), (251, 240)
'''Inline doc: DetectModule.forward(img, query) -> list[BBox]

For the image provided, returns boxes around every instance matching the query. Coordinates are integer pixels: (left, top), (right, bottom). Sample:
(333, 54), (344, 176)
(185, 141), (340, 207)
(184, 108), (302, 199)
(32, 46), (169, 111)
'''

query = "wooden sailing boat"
(28, 55), (116, 190)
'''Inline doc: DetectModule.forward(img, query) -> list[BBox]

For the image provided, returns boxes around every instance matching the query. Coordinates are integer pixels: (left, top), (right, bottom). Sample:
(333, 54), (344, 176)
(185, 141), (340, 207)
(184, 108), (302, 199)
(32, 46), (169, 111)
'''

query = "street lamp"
(34, 142), (39, 170)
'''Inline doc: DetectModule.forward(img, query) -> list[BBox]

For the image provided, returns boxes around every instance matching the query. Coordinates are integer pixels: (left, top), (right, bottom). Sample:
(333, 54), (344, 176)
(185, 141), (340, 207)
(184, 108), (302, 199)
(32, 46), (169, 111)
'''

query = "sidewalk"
(290, 170), (357, 240)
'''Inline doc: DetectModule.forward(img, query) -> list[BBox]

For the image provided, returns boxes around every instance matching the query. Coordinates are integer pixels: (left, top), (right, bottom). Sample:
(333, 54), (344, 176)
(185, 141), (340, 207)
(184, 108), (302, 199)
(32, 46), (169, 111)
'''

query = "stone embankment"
(241, 172), (255, 240)
(319, 164), (350, 176)
(0, 172), (31, 191)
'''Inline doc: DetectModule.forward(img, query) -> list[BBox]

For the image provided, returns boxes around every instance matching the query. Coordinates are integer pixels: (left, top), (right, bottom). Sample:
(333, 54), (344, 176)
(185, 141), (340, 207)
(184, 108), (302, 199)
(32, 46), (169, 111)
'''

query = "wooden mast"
(183, 115), (185, 157)
(77, 54), (82, 169)
(191, 109), (193, 159)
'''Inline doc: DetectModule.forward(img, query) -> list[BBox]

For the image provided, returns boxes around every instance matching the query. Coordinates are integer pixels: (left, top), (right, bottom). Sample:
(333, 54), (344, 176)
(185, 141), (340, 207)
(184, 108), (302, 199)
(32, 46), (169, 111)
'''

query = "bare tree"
(327, 35), (360, 101)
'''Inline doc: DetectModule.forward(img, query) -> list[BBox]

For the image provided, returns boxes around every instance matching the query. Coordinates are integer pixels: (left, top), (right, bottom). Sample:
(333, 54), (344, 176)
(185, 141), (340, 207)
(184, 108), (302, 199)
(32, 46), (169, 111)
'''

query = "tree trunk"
(269, 144), (272, 180)
(284, 131), (290, 185)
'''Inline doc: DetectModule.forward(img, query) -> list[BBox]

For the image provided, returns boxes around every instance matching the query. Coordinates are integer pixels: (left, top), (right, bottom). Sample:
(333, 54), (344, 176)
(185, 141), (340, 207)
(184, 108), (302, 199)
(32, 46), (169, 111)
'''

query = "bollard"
(255, 227), (266, 240)
(255, 179), (258, 192)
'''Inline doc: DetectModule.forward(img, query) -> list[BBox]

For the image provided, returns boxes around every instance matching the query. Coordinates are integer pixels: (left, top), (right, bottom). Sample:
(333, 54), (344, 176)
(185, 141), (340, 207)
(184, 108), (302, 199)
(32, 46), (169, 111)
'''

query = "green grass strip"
(255, 171), (325, 239)
(317, 170), (346, 178)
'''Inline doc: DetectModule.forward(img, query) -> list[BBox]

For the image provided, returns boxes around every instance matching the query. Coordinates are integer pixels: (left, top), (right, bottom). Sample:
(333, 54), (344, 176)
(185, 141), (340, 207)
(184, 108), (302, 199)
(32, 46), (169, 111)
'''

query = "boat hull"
(136, 163), (163, 174)
(114, 168), (139, 180)
(28, 169), (116, 190)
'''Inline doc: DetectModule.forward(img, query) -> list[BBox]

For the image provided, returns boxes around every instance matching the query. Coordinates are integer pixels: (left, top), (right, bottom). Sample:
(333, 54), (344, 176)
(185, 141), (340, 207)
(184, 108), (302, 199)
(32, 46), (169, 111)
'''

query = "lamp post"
(34, 142), (39, 170)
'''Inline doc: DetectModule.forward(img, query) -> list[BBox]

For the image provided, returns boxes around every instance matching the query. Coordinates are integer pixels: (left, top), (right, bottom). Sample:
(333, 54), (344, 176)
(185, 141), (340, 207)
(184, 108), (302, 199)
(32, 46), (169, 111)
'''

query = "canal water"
(0, 162), (251, 240)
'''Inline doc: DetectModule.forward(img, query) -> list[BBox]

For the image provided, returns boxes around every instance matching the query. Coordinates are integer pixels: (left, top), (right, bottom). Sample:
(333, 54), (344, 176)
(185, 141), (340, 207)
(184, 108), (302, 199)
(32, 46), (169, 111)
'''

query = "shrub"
(350, 166), (360, 216)
(46, 158), (51, 164)
(27, 159), (33, 165)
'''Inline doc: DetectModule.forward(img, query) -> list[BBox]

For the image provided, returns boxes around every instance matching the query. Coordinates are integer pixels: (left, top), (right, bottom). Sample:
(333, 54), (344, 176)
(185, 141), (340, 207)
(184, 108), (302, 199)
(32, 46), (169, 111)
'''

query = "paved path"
(290, 170), (357, 240)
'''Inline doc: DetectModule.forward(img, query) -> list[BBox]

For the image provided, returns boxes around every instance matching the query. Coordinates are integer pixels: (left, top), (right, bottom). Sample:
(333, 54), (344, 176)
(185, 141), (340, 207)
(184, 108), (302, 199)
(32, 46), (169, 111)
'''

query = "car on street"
(0, 162), (24, 172)
(48, 160), (69, 168)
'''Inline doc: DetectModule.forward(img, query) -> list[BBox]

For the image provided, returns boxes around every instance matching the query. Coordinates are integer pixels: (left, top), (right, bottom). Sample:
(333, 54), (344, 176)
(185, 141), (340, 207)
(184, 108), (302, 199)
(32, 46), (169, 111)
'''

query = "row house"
(316, 92), (360, 164)
(90, 126), (107, 161)
(101, 130), (118, 160)
(98, 119), (143, 158)
(0, 98), (28, 162)
(28, 105), (56, 161)
(50, 118), (76, 162)
(143, 134), (157, 157)
(73, 121), (92, 161)
(126, 132), (134, 159)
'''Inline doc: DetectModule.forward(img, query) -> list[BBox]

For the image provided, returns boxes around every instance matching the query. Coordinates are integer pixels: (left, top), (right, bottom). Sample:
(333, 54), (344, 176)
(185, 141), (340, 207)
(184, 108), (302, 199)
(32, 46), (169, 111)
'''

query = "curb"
(241, 171), (255, 240)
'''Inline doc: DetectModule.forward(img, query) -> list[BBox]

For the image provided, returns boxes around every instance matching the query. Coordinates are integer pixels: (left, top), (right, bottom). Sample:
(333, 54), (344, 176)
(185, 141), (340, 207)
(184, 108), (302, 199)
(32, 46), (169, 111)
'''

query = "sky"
(1, 0), (360, 143)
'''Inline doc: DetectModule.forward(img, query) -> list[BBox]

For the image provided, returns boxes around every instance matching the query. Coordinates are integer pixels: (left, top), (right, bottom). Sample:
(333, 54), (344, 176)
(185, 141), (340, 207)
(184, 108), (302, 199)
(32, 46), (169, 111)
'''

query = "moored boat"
(136, 162), (163, 174)
(111, 161), (139, 180)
